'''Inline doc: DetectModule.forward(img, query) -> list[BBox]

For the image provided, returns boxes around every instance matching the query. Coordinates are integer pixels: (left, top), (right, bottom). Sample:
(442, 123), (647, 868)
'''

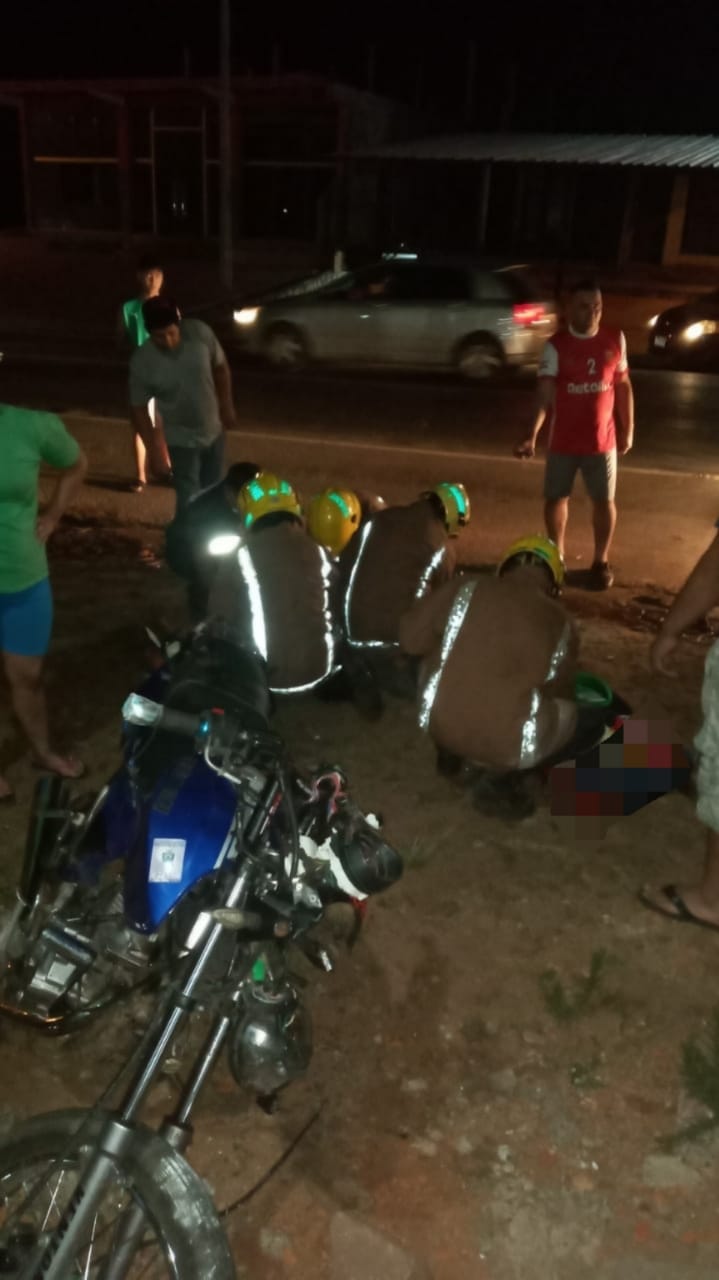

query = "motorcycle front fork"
(94, 1014), (235, 1280)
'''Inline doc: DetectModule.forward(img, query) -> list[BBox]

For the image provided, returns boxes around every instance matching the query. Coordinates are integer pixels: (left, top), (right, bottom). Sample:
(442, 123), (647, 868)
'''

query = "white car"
(234, 255), (555, 379)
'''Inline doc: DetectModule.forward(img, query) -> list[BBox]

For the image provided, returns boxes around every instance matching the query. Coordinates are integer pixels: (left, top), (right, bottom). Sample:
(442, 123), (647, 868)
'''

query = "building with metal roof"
(355, 133), (719, 170)
(346, 132), (719, 268)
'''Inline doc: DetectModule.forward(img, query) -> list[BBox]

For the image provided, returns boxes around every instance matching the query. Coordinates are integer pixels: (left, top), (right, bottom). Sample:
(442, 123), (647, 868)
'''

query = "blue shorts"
(0, 578), (54, 658)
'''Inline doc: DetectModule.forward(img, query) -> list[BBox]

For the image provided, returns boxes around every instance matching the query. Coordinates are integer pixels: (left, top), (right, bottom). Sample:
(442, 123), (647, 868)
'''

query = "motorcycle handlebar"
(158, 707), (206, 738)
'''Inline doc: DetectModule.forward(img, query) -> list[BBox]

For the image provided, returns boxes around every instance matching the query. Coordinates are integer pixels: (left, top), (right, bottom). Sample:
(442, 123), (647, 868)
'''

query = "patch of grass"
(539, 949), (609, 1023)
(662, 1009), (719, 1151)
(402, 837), (434, 869)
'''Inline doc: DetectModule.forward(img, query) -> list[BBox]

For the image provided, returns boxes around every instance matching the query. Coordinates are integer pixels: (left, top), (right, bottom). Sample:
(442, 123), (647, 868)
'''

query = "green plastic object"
(574, 671), (613, 708)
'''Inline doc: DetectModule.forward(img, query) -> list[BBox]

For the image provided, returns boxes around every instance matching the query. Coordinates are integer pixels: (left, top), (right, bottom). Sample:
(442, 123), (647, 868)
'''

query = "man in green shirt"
(118, 255), (171, 492)
(0, 401), (87, 799)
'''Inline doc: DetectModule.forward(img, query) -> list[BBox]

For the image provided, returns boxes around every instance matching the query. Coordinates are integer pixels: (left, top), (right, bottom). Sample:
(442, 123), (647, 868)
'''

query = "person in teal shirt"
(118, 254), (172, 492)
(0, 401), (88, 800)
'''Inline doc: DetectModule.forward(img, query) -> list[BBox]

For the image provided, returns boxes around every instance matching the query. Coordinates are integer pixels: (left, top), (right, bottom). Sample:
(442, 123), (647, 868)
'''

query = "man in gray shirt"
(129, 298), (236, 510)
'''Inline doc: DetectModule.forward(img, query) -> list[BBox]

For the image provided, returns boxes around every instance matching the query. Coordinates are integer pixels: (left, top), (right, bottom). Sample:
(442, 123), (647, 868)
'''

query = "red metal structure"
(0, 75), (405, 246)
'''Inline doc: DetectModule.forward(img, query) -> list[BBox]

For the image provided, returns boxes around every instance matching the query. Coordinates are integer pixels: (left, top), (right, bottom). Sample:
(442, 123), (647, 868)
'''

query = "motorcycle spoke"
(39, 1166), (68, 1232)
(1, 1162), (172, 1277)
(81, 1209), (100, 1279)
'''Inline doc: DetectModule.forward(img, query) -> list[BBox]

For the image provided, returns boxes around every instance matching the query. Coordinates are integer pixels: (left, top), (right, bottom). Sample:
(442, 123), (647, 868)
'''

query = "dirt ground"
(1, 526), (719, 1280)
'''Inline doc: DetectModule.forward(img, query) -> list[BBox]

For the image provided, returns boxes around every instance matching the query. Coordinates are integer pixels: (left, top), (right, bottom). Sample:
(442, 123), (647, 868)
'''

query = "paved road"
(7, 351), (719, 591)
(3, 353), (719, 477)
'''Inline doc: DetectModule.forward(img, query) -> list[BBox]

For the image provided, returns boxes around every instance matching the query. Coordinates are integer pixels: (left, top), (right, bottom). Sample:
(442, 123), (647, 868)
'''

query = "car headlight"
(234, 307), (260, 326)
(684, 320), (719, 342)
(648, 314), (659, 328)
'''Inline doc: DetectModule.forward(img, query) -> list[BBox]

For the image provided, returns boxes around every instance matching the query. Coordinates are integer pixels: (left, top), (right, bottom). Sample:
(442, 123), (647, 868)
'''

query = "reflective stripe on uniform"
(514, 616), (570, 757)
(418, 579), (476, 731)
(274, 544), (337, 694)
(546, 620), (571, 683)
(415, 547), (446, 602)
(237, 544), (268, 660)
(518, 625), (570, 766)
(518, 688), (542, 767)
(343, 522), (380, 648)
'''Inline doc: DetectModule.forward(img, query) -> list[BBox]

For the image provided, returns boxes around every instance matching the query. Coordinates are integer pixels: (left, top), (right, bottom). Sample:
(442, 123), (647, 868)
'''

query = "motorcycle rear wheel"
(0, 1108), (236, 1279)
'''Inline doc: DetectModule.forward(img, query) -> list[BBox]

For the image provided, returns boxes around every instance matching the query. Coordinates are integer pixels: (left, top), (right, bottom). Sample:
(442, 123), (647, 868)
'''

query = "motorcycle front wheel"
(0, 1109), (236, 1279)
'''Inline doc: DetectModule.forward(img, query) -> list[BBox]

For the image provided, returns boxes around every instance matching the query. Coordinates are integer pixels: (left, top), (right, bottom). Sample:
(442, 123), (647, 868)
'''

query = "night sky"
(1, 0), (718, 135)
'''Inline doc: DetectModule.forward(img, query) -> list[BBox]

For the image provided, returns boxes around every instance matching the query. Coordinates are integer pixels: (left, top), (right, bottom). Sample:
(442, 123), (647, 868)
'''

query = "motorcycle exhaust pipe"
(0, 999), (70, 1033)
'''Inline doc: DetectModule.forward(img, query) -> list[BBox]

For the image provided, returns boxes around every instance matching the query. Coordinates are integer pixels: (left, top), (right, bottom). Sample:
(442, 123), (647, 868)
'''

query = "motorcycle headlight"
(228, 982), (312, 1094)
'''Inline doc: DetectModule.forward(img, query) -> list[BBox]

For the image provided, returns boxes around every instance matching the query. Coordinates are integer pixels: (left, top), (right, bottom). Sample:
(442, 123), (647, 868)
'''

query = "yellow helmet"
(237, 471), (301, 528)
(498, 535), (565, 590)
(425, 482), (471, 536)
(306, 488), (361, 555)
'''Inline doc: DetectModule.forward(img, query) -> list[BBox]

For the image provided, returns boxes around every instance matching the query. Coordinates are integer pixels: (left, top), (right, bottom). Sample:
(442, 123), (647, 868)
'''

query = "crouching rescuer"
(399, 536), (582, 818)
(210, 471), (339, 695)
(336, 482), (469, 701)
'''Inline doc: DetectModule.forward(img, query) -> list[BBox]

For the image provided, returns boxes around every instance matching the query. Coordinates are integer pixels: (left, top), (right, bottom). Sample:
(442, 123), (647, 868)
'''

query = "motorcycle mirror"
(122, 693), (164, 727)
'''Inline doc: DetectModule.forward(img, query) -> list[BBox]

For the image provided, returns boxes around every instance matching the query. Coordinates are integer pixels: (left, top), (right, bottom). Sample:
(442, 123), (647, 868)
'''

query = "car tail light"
(513, 303), (545, 327)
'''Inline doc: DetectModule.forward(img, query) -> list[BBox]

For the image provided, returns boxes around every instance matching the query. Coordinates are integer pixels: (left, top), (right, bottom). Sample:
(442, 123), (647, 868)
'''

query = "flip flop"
(638, 883), (719, 935)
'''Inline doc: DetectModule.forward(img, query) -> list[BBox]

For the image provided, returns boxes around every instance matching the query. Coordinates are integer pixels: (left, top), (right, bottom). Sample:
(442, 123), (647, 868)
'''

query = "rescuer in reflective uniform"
(304, 487), (390, 718)
(211, 472), (338, 695)
(338, 483), (468, 651)
(399, 536), (580, 817)
(165, 460), (260, 622)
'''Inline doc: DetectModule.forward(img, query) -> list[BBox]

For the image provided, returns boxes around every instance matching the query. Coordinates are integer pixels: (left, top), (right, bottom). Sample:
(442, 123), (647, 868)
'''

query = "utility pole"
(414, 53), (424, 112)
(367, 44), (376, 94)
(500, 61), (517, 131)
(465, 41), (477, 126)
(219, 0), (233, 291)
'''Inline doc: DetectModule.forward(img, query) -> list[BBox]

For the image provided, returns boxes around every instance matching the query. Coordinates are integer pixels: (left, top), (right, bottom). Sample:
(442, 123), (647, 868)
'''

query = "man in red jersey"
(514, 280), (634, 590)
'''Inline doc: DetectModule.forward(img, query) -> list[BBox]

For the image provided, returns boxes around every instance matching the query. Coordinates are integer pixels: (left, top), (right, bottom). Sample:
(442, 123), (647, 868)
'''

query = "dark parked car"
(648, 292), (719, 367)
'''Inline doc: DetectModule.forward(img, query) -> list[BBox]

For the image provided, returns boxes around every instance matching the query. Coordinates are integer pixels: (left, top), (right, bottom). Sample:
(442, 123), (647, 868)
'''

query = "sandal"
(638, 883), (719, 934)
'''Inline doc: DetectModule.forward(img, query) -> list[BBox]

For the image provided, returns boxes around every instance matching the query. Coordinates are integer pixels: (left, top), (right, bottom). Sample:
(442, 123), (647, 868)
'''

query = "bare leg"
(133, 431), (147, 486)
(592, 499), (617, 564)
(3, 653), (83, 778)
(544, 498), (569, 559)
(642, 827), (719, 927)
